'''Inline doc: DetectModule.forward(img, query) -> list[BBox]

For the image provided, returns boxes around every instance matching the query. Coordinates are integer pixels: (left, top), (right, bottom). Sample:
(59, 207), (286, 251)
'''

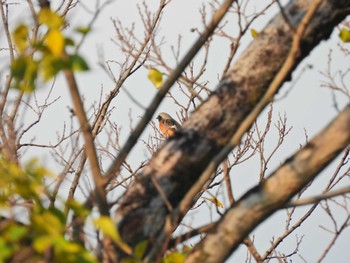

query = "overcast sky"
(1, 0), (349, 262)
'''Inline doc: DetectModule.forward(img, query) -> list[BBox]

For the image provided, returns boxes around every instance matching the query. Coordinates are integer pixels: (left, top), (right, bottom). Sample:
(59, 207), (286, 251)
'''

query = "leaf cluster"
(11, 8), (89, 92)
(0, 158), (96, 262)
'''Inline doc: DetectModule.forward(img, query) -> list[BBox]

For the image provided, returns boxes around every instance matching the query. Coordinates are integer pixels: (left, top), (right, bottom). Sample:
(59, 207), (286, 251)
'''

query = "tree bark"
(114, 0), (350, 252)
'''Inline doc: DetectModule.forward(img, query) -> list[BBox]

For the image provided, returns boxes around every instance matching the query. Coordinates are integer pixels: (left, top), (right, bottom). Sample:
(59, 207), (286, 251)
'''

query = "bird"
(156, 112), (181, 138)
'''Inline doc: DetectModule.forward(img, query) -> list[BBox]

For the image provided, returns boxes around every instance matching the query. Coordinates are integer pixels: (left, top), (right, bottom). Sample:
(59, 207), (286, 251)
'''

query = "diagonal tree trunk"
(114, 0), (350, 255)
(185, 104), (350, 262)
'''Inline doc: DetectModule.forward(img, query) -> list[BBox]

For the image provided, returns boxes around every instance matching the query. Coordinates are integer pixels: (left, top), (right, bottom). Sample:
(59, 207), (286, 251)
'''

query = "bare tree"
(0, 0), (349, 262)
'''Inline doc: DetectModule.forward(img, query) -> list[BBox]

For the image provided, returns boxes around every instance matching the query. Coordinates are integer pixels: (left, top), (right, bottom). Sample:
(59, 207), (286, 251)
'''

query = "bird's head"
(156, 112), (171, 121)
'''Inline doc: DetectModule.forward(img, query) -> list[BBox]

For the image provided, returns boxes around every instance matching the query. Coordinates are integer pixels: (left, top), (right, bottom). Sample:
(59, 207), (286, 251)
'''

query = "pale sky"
(1, 0), (349, 262)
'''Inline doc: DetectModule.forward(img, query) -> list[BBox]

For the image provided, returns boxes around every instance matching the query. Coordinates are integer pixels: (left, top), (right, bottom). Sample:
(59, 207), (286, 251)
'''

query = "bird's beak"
(156, 115), (160, 120)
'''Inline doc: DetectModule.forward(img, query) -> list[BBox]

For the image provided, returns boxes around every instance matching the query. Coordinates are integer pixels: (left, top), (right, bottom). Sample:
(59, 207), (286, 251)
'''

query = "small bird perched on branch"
(156, 112), (181, 138)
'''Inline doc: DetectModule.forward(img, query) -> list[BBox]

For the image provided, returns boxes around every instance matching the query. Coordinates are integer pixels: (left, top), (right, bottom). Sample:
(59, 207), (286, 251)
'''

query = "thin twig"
(286, 185), (350, 208)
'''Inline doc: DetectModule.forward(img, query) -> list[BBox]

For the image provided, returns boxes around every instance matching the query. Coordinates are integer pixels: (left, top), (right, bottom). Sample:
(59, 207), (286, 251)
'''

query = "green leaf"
(41, 55), (65, 81)
(69, 54), (89, 71)
(121, 258), (142, 263)
(147, 68), (163, 88)
(76, 27), (91, 35)
(134, 240), (149, 259)
(0, 238), (12, 262)
(22, 58), (39, 91)
(11, 56), (27, 79)
(6, 225), (28, 242)
(65, 37), (75, 46)
(67, 200), (90, 218)
(11, 56), (39, 92)
(339, 28), (350, 43)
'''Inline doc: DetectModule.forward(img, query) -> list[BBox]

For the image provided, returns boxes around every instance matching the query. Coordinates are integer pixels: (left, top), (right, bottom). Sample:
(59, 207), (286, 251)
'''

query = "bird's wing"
(165, 119), (181, 130)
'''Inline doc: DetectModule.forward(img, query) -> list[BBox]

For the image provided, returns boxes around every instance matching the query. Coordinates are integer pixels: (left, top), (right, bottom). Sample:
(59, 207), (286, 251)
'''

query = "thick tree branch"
(185, 104), (350, 262)
(114, 0), (350, 256)
(174, 0), (322, 244)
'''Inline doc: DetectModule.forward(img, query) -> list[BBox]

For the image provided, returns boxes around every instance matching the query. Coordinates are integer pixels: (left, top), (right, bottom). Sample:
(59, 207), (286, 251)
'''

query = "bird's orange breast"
(159, 121), (175, 138)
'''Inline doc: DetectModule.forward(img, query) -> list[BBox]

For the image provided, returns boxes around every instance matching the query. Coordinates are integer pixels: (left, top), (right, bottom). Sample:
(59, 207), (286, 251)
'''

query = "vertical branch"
(0, 2), (14, 63)
(0, 2), (17, 163)
(63, 69), (108, 215)
(64, 69), (119, 262)
(222, 160), (234, 205)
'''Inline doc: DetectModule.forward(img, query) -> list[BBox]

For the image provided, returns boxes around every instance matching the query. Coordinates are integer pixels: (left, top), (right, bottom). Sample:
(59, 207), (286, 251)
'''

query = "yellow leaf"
(67, 200), (90, 218)
(33, 235), (53, 252)
(203, 197), (223, 208)
(45, 29), (64, 57)
(32, 211), (63, 236)
(147, 68), (163, 89)
(54, 237), (81, 253)
(339, 28), (350, 43)
(163, 252), (186, 263)
(250, 28), (259, 39)
(182, 245), (191, 253)
(38, 8), (63, 29)
(40, 55), (62, 81)
(23, 58), (39, 91)
(94, 216), (132, 255)
(13, 24), (29, 53)
(93, 216), (118, 241)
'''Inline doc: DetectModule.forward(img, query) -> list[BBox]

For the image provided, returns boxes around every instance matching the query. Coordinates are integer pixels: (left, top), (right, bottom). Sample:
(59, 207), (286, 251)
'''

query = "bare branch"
(286, 185), (350, 208)
(186, 104), (350, 262)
